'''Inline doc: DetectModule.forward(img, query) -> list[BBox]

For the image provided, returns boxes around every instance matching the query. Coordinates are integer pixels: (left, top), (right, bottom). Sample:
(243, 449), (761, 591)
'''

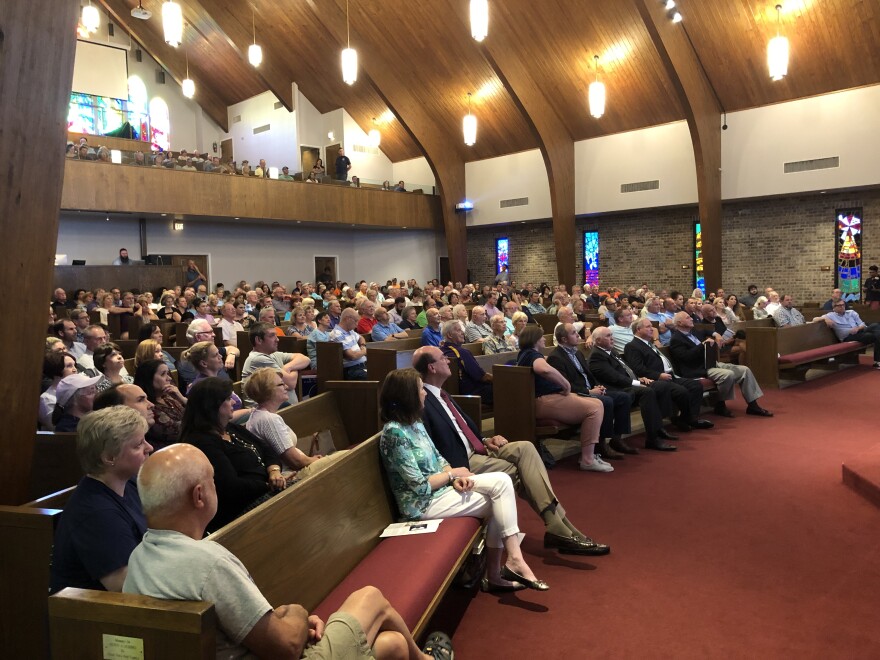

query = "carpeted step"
(842, 442), (880, 509)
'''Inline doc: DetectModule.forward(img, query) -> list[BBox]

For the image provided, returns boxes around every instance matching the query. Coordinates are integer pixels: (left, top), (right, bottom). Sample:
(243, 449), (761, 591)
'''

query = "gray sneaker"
(579, 456), (614, 472)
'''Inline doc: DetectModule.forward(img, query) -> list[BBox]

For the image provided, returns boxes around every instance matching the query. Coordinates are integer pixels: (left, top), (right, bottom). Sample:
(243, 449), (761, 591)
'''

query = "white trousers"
(421, 472), (519, 548)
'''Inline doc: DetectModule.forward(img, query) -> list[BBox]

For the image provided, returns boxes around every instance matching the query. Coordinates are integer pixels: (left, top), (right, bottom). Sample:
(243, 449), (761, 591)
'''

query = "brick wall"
(467, 189), (880, 302)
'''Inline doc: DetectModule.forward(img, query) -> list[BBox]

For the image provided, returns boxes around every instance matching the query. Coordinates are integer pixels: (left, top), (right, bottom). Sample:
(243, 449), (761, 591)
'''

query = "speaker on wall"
(156, 70), (165, 84)
(135, 48), (143, 62)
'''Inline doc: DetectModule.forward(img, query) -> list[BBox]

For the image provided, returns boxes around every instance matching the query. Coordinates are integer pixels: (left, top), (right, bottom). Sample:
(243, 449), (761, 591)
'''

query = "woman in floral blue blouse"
(379, 369), (548, 592)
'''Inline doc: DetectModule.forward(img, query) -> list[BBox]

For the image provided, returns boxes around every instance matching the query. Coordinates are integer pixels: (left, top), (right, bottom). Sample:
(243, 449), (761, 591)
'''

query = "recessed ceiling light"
(160, 213), (167, 217)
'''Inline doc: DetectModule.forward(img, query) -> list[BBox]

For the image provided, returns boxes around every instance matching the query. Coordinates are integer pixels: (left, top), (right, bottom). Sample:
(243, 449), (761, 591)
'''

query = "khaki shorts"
(303, 612), (374, 660)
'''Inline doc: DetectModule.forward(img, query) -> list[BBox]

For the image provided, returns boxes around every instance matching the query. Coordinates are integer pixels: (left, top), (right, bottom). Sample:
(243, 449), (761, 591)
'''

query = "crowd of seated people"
(67, 136), (429, 193)
(41, 269), (880, 655)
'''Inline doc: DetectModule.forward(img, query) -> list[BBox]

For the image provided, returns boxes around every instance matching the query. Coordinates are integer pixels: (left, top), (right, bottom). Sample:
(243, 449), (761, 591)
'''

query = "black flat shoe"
(610, 437), (639, 455)
(746, 405), (773, 417)
(657, 428), (679, 441)
(646, 441), (677, 451)
(714, 404), (735, 418)
(480, 577), (526, 593)
(544, 532), (611, 556)
(690, 419), (715, 429)
(500, 564), (550, 591)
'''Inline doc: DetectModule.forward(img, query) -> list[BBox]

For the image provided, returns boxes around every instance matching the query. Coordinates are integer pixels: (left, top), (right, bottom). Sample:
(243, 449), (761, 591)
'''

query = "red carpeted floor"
(430, 364), (880, 659)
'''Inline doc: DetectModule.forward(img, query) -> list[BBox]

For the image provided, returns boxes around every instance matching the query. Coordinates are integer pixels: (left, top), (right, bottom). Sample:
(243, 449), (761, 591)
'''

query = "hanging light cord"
(346, 0), (351, 48)
(252, 5), (257, 45)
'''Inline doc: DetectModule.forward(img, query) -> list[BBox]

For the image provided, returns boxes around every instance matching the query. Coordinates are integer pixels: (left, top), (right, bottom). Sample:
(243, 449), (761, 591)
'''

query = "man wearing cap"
(278, 166), (295, 181)
(53, 373), (102, 432)
(820, 301), (880, 369)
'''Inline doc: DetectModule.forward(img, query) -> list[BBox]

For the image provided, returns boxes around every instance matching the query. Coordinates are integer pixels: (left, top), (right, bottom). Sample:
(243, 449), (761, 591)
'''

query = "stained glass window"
(836, 208), (862, 302)
(694, 221), (705, 296)
(98, 96), (125, 134)
(67, 93), (97, 135)
(583, 231), (599, 287)
(149, 97), (170, 151)
(496, 238), (509, 273)
(127, 76), (150, 143)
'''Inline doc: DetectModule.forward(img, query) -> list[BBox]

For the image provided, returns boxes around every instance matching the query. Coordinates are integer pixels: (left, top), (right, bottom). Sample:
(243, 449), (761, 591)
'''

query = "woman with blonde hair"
(508, 311), (529, 351)
(752, 296), (770, 320)
(452, 303), (469, 324)
(244, 368), (344, 476)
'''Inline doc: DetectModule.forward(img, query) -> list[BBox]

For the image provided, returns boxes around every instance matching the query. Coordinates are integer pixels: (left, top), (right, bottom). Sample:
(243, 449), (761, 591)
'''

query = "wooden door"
(325, 143), (342, 180)
(220, 138), (233, 164)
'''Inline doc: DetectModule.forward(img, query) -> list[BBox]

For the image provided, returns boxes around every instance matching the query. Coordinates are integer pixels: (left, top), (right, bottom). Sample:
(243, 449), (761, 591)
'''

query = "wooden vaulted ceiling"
(99, 0), (880, 163)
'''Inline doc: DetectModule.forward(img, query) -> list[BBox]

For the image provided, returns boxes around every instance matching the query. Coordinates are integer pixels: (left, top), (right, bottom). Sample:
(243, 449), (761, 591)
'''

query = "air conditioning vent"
(232, 115), (242, 124)
(500, 197), (529, 208)
(253, 124), (271, 135)
(353, 144), (379, 155)
(620, 180), (660, 193)
(784, 156), (839, 174)
(273, 101), (284, 110)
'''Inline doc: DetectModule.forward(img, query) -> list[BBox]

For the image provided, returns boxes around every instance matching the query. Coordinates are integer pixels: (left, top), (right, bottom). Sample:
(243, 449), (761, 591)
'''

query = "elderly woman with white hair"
(49, 406), (152, 593)
(752, 296), (770, 319)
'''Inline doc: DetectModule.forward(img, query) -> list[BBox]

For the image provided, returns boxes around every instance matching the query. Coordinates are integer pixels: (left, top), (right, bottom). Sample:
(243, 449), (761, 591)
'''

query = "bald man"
(125, 444), (450, 660)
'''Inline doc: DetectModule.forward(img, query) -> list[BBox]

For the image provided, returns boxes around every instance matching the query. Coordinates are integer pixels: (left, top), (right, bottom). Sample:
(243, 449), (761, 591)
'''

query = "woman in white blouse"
(243, 368), (344, 478)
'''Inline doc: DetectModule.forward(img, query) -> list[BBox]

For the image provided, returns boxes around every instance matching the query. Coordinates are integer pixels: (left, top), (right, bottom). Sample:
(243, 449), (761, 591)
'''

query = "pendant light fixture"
(767, 4), (789, 81)
(248, 5), (263, 67)
(463, 92), (477, 146)
(341, 0), (358, 85)
(81, 0), (100, 33)
(162, 1), (183, 47)
(588, 55), (606, 119)
(182, 47), (195, 99)
(470, 0), (488, 42)
(368, 118), (381, 148)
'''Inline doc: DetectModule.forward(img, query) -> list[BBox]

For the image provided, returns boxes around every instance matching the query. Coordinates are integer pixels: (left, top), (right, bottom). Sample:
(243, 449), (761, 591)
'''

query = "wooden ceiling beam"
(305, 0), (468, 282)
(188, 0), (293, 111)
(454, 1), (577, 286)
(635, 0), (722, 292)
(98, 0), (231, 132)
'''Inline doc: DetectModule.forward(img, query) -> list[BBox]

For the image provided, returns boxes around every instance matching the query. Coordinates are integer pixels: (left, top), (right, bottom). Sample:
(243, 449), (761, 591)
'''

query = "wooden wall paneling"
(187, 0), (293, 111)
(635, 0), (722, 292)
(97, 0), (234, 131)
(0, 0), (80, 507)
(53, 266), (185, 298)
(61, 161), (444, 230)
(456, 0), (577, 287)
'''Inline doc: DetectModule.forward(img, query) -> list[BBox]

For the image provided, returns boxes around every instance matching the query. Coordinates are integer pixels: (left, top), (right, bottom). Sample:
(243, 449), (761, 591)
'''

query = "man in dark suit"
(669, 312), (772, 418)
(547, 323), (638, 456)
(623, 317), (714, 433)
(587, 327), (677, 451)
(413, 346), (610, 559)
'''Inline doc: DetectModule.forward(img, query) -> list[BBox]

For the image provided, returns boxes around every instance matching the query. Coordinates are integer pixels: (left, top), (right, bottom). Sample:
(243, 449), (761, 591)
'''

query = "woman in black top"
(515, 326), (607, 472)
(179, 377), (287, 532)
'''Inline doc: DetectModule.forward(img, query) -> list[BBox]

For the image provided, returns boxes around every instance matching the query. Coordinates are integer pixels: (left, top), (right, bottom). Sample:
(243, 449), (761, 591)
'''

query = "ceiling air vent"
(620, 180), (660, 194)
(232, 115), (242, 124)
(784, 156), (839, 174)
(274, 101), (284, 110)
(500, 197), (529, 208)
(253, 124), (271, 135)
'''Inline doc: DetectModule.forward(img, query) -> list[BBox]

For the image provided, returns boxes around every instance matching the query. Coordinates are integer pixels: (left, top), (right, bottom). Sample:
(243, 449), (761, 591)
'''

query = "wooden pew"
(492, 365), (572, 443)
(49, 590), (216, 660)
(745, 322), (866, 388)
(49, 434), (482, 653)
(532, 313), (559, 334)
(275, 381), (381, 449)
(30, 431), (81, 503)
(315, 341), (345, 392)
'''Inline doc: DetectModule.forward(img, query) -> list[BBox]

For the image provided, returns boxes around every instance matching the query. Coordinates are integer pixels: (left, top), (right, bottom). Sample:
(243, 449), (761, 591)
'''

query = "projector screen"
(72, 40), (129, 100)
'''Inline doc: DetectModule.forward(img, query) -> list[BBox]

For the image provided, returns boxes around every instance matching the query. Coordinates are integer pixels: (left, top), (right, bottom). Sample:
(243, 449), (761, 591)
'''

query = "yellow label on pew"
(102, 634), (144, 660)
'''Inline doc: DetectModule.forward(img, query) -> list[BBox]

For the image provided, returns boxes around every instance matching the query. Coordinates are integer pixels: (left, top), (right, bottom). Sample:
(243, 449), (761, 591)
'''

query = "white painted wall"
(227, 91), (298, 171)
(342, 111), (393, 182)
(295, 88), (325, 154)
(575, 122), (698, 214)
(56, 214), (443, 288)
(721, 84), (880, 199)
(392, 157), (436, 191)
(465, 150), (552, 226)
(73, 7), (223, 154)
